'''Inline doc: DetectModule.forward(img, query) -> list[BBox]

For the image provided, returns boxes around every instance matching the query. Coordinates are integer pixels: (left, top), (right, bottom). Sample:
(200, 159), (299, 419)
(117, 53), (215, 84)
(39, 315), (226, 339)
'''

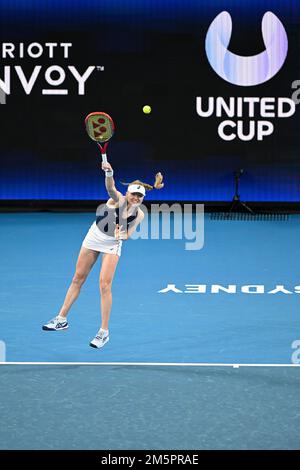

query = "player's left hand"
(114, 224), (128, 240)
(154, 172), (164, 189)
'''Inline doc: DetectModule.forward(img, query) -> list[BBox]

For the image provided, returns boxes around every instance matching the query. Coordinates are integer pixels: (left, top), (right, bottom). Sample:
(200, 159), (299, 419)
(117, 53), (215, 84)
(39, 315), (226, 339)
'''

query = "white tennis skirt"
(82, 222), (122, 257)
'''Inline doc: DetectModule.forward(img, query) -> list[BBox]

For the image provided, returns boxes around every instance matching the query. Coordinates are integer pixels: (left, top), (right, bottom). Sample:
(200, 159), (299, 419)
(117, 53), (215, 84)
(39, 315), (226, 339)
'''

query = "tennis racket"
(85, 112), (115, 165)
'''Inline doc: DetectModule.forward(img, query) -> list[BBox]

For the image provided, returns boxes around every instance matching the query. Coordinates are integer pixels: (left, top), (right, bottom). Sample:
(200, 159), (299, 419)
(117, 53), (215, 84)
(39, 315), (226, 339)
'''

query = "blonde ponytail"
(120, 172), (164, 192)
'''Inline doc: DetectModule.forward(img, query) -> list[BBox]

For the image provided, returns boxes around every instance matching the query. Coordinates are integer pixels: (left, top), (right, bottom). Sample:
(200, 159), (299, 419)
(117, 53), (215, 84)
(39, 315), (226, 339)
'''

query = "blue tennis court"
(0, 212), (299, 363)
(1, 0), (300, 454)
(0, 212), (300, 450)
(0, 364), (299, 450)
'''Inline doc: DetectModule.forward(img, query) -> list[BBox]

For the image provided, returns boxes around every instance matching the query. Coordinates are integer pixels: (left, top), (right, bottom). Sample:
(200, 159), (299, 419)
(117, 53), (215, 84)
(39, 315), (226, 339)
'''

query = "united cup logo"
(205, 11), (288, 86)
(196, 11), (295, 141)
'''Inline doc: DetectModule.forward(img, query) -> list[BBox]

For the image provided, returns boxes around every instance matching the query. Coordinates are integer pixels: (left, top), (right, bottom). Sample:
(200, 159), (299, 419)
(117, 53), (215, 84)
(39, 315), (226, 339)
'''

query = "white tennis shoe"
(42, 316), (69, 331)
(90, 329), (109, 348)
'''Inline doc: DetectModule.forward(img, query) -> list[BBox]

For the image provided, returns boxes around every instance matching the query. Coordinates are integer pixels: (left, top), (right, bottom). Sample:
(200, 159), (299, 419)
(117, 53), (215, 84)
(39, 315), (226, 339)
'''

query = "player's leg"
(58, 247), (100, 317)
(99, 253), (120, 329)
(90, 253), (119, 348)
(43, 247), (99, 331)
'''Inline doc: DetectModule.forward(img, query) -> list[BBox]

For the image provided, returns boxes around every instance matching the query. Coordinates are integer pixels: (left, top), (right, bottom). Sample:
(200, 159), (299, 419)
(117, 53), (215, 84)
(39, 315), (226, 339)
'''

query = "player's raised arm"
(102, 161), (122, 202)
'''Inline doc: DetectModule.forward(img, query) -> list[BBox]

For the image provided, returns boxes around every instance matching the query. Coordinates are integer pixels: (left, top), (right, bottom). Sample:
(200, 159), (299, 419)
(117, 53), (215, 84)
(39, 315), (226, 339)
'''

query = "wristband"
(106, 170), (114, 177)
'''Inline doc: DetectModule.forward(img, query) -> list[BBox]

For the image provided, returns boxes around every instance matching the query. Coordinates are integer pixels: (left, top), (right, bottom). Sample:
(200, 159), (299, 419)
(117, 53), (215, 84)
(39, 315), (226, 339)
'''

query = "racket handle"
(101, 152), (113, 177)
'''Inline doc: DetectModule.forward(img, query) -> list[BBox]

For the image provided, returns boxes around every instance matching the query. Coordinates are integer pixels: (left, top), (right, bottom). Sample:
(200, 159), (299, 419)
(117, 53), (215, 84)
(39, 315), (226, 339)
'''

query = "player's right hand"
(102, 162), (113, 172)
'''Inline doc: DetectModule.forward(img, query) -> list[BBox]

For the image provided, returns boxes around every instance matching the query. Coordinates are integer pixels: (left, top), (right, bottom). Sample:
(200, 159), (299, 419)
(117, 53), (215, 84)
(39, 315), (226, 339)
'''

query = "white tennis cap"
(127, 184), (146, 196)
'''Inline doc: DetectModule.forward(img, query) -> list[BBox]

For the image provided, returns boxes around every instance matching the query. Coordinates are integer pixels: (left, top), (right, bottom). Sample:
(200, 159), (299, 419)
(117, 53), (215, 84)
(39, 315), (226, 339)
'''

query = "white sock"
(99, 328), (109, 335)
(57, 315), (67, 323)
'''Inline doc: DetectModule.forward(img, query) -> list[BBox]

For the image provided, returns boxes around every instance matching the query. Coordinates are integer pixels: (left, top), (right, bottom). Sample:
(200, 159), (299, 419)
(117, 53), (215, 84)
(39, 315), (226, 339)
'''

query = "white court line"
(0, 362), (299, 367)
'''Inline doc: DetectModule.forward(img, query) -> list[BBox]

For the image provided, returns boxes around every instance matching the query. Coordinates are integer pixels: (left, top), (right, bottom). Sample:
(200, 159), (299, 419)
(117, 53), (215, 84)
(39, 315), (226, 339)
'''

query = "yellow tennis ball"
(143, 105), (151, 114)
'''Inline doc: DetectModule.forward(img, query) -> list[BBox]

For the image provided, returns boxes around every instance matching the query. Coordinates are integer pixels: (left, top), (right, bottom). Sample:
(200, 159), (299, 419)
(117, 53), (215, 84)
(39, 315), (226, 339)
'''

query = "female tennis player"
(42, 162), (164, 348)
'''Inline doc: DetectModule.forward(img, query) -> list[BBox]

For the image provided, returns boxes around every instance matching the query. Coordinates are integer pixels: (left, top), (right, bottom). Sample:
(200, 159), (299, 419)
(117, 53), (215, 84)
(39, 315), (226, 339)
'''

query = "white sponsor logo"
(196, 96), (296, 142)
(158, 284), (300, 294)
(0, 42), (103, 102)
